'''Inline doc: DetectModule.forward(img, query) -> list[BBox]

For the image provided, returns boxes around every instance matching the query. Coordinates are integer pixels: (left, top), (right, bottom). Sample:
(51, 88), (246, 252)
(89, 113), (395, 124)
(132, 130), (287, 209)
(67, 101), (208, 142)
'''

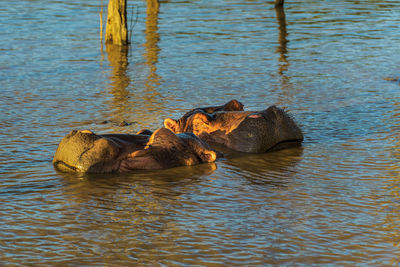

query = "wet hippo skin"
(164, 100), (304, 153)
(53, 128), (218, 173)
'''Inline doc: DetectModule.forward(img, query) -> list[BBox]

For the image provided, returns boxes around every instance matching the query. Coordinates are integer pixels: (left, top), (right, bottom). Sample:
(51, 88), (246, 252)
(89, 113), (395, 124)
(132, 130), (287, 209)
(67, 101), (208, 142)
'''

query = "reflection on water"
(106, 43), (130, 112)
(144, 0), (161, 97)
(275, 5), (288, 75)
(106, 44), (130, 92)
(1, 0), (400, 265)
(101, 0), (164, 131)
(274, 5), (294, 106)
(223, 147), (303, 187)
(381, 100), (400, 258)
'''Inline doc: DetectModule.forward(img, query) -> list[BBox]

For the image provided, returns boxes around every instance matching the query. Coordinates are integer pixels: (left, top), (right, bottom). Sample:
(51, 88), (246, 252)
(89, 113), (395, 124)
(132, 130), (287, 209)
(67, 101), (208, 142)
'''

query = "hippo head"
(53, 128), (217, 173)
(164, 104), (304, 153)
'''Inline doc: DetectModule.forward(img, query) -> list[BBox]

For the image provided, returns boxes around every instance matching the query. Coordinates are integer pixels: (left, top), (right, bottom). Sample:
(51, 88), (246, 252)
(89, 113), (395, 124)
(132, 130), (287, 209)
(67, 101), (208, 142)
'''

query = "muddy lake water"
(1, 0), (400, 265)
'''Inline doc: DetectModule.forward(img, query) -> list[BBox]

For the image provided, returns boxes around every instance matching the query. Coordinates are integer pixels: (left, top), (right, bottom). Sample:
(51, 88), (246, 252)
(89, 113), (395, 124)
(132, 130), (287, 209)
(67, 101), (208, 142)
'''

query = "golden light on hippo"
(53, 128), (217, 173)
(164, 100), (303, 153)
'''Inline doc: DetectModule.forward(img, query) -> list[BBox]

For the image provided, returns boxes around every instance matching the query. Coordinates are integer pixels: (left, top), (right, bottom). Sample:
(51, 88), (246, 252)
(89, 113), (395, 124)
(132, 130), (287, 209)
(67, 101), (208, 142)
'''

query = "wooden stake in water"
(105, 0), (129, 45)
(275, 0), (284, 7)
(100, 0), (104, 43)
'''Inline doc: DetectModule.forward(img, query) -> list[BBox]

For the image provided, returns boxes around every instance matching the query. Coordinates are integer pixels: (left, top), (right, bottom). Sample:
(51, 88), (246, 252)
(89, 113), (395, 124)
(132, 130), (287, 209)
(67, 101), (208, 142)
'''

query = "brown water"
(1, 0), (400, 265)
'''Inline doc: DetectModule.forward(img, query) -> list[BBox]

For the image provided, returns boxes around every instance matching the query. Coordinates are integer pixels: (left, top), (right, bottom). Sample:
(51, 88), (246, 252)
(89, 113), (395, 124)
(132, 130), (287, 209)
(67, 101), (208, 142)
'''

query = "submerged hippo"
(53, 128), (217, 173)
(164, 100), (303, 153)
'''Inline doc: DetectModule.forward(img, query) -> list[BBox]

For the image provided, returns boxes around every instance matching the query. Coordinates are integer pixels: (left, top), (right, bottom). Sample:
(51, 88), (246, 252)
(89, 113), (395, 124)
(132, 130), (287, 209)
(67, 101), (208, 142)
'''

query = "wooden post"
(275, 0), (284, 7)
(100, 0), (104, 43)
(105, 0), (128, 45)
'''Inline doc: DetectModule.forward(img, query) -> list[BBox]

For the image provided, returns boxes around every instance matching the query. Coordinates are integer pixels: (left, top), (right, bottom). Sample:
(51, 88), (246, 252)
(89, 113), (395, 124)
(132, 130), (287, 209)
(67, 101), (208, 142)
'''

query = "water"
(1, 0), (399, 265)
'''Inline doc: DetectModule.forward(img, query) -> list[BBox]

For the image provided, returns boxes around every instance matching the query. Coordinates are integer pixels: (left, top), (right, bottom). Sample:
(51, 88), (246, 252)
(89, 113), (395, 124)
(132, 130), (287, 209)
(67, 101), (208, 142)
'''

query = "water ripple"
(1, 0), (400, 265)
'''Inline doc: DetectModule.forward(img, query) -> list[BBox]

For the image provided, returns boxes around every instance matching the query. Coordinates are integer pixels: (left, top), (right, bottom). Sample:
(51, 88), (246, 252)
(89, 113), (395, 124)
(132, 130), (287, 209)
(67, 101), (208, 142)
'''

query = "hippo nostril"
(68, 130), (78, 137)
(53, 160), (78, 172)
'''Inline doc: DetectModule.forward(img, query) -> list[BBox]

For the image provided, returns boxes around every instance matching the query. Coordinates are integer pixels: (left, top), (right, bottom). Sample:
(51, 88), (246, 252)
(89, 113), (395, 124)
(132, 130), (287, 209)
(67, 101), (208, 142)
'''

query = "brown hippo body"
(53, 128), (217, 173)
(164, 100), (303, 153)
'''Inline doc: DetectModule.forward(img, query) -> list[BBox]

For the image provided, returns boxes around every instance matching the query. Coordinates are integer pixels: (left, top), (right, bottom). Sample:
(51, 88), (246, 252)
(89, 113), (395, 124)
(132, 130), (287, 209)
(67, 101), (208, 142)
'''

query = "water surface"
(1, 0), (400, 265)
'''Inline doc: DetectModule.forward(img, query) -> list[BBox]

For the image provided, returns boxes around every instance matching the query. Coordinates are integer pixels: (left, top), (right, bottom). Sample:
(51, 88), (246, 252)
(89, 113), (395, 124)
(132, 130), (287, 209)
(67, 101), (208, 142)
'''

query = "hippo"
(53, 128), (218, 173)
(163, 100), (303, 153)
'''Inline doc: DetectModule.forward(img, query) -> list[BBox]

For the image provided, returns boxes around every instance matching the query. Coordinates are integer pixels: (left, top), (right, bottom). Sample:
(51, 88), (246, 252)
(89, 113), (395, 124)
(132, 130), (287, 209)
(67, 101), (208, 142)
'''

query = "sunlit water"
(1, 0), (400, 265)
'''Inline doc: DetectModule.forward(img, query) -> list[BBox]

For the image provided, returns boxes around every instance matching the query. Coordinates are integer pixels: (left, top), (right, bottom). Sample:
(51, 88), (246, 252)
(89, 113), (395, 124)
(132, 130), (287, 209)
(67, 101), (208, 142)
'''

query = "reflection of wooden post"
(147, 0), (159, 15)
(144, 0), (160, 89)
(105, 44), (130, 123)
(275, 0), (284, 7)
(145, 0), (160, 64)
(274, 3), (291, 104)
(105, 0), (128, 45)
(275, 5), (288, 74)
(106, 44), (129, 90)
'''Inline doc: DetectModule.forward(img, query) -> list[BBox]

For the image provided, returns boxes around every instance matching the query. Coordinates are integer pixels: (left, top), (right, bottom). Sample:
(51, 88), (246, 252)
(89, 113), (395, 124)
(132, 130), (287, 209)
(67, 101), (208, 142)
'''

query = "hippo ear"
(262, 105), (284, 120)
(224, 99), (244, 111)
(164, 118), (179, 133)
